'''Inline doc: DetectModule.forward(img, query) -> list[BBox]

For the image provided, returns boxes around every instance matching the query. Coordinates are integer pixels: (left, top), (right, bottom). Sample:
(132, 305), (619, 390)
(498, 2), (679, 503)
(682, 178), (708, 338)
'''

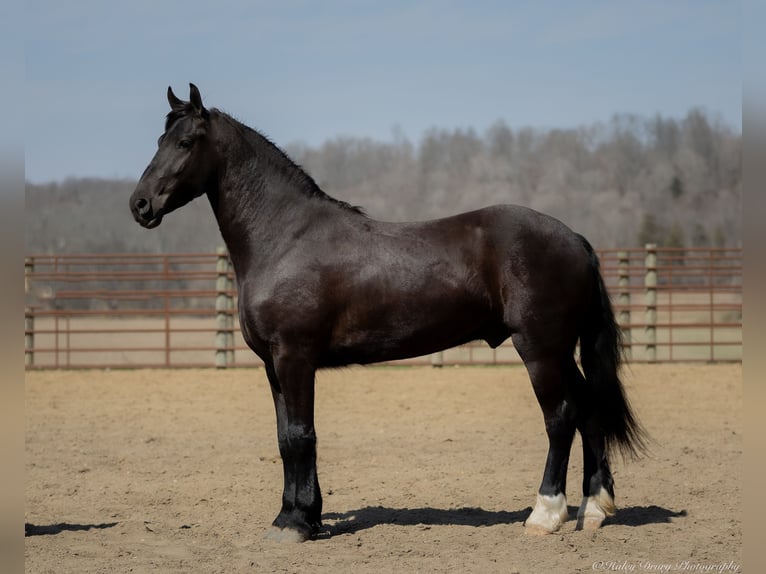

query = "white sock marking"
(577, 487), (616, 529)
(525, 493), (568, 533)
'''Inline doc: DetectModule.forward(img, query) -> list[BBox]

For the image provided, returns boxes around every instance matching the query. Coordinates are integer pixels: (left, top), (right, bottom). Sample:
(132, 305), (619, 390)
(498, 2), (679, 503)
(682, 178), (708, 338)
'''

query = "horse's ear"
(189, 83), (207, 114)
(167, 86), (185, 111)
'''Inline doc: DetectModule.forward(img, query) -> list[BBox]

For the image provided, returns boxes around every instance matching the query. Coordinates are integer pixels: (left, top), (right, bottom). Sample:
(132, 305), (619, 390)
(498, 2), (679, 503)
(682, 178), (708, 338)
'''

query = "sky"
(25, 0), (741, 184)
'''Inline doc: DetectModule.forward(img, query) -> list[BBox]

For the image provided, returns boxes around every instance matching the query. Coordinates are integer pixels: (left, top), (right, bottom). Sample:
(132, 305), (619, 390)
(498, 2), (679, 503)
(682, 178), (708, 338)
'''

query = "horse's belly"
(323, 296), (501, 366)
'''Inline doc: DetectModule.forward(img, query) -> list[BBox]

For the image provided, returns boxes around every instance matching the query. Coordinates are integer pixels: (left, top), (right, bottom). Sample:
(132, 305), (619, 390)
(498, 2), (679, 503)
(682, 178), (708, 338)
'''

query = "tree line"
(26, 108), (741, 255)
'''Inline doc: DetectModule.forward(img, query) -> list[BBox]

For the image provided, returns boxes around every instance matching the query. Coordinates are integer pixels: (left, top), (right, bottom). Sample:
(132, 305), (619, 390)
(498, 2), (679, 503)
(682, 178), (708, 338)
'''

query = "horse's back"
(403, 204), (591, 295)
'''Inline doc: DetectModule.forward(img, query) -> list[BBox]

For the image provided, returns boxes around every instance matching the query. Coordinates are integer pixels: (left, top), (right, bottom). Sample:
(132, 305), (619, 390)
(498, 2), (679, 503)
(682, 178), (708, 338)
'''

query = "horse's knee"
(277, 419), (316, 449)
(284, 423), (316, 456)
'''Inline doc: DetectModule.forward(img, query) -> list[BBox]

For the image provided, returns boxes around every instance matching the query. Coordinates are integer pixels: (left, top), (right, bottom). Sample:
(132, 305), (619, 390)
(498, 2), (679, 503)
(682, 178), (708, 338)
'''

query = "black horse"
(130, 84), (644, 542)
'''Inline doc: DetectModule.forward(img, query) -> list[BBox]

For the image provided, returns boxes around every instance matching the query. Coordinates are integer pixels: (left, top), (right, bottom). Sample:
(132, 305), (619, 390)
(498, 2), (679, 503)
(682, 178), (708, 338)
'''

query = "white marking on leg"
(576, 487), (616, 530)
(263, 526), (311, 543)
(525, 493), (568, 535)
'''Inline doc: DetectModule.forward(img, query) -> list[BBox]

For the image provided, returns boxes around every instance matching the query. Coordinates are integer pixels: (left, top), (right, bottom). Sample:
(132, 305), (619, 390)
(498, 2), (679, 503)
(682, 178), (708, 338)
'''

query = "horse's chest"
(236, 278), (327, 348)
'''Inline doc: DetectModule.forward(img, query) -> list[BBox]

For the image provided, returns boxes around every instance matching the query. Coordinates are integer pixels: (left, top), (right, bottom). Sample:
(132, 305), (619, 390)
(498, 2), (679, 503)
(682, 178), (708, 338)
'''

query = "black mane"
(220, 111), (365, 216)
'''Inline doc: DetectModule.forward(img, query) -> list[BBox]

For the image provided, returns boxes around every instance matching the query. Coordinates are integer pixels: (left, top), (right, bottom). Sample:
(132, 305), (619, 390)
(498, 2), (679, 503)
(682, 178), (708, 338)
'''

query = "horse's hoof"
(263, 526), (311, 543)
(524, 493), (568, 535)
(524, 523), (558, 536)
(580, 516), (606, 530)
(576, 488), (615, 531)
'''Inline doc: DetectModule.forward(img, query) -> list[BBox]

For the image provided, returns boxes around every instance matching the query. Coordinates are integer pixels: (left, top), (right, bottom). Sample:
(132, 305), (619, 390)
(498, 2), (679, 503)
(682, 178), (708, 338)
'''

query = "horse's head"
(130, 83), (216, 229)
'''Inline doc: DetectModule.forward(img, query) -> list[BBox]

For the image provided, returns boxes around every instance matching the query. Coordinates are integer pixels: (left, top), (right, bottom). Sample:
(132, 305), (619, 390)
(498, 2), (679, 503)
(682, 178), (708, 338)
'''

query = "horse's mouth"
(141, 214), (164, 229)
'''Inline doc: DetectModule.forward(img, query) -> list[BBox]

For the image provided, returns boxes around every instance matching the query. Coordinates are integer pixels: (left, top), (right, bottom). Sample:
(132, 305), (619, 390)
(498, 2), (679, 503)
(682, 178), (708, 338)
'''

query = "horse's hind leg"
(575, 400), (616, 530)
(263, 357), (322, 542)
(519, 346), (578, 535)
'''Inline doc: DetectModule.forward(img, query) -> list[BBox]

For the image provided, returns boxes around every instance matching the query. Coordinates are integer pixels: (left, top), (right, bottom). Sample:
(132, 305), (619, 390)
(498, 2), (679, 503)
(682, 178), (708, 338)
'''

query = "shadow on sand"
(320, 503), (686, 537)
(25, 522), (119, 537)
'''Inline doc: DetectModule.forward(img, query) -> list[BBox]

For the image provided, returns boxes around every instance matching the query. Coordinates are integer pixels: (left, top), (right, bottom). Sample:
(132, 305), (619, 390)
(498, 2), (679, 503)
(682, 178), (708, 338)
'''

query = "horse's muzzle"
(130, 196), (163, 229)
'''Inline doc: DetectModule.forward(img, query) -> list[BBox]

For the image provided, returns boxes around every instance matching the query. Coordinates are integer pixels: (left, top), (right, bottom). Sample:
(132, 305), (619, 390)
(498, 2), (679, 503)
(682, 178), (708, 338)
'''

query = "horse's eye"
(178, 139), (193, 150)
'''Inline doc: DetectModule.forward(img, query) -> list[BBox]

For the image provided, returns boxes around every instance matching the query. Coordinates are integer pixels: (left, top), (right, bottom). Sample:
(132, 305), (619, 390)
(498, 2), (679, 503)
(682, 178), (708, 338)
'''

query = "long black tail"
(577, 235), (647, 459)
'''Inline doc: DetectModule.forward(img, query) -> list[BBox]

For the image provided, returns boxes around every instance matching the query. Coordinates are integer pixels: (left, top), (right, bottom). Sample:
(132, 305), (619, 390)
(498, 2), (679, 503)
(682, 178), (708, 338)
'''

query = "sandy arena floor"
(25, 364), (742, 573)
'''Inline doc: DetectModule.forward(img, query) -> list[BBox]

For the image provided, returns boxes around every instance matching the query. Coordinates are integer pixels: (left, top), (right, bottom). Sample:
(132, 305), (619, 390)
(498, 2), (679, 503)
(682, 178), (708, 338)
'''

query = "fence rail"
(25, 246), (742, 369)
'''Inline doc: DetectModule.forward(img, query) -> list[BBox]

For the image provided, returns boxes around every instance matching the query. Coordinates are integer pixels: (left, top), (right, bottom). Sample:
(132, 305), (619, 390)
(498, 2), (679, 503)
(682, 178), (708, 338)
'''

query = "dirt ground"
(25, 364), (742, 574)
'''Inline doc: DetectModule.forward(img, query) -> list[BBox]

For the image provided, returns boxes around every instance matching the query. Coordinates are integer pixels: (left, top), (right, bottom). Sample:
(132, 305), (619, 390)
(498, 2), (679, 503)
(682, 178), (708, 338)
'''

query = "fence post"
(226, 256), (235, 366)
(644, 244), (657, 362)
(164, 256), (171, 367)
(25, 258), (34, 367)
(215, 247), (232, 368)
(431, 351), (444, 368)
(617, 251), (631, 361)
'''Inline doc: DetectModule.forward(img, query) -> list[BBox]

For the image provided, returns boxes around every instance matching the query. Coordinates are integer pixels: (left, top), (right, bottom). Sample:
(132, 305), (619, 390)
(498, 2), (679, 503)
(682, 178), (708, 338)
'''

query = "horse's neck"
(206, 121), (322, 274)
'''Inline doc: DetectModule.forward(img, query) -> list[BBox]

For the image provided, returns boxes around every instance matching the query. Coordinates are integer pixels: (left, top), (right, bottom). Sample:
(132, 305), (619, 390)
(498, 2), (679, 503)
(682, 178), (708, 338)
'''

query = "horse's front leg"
(263, 357), (322, 542)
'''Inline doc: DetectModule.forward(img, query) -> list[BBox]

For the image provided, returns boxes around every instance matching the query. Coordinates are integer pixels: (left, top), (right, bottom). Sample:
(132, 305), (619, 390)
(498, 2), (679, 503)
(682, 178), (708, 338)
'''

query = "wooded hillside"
(26, 109), (740, 254)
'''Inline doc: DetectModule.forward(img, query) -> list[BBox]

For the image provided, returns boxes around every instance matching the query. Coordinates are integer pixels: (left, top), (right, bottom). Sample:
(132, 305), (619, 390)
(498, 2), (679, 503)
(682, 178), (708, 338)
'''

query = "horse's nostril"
(135, 198), (150, 216)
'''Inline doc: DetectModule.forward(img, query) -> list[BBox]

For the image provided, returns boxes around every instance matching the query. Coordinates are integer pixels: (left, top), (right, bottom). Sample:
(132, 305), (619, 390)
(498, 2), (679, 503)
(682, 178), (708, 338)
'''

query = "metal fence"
(24, 246), (742, 369)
